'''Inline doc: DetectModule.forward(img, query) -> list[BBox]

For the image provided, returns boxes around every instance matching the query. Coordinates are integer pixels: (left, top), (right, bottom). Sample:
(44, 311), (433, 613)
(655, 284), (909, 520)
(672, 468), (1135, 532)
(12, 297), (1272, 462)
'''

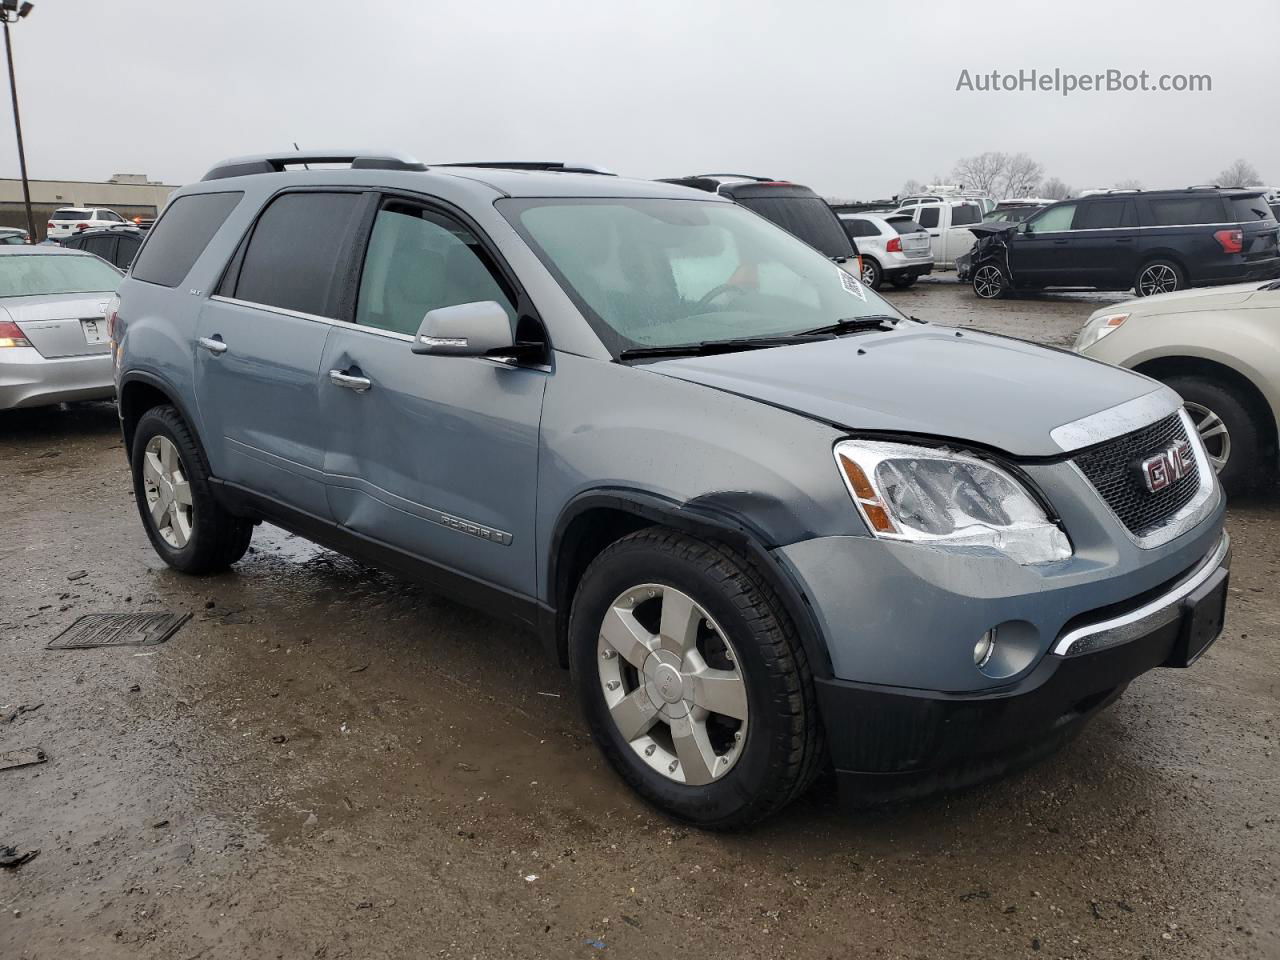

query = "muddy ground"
(2, 280), (1277, 959)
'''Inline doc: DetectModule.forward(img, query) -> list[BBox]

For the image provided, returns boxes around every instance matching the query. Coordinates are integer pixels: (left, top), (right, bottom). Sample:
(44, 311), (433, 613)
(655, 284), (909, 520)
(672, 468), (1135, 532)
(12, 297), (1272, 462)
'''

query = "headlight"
(834, 440), (1072, 565)
(1074, 312), (1129, 352)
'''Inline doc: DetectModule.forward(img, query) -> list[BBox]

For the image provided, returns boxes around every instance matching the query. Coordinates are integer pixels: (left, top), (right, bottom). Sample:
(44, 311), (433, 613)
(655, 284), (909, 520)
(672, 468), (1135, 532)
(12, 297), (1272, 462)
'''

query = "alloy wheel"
(142, 435), (194, 548)
(861, 261), (877, 286)
(1138, 264), (1178, 296)
(1185, 401), (1231, 473)
(596, 583), (748, 785)
(973, 265), (1004, 298)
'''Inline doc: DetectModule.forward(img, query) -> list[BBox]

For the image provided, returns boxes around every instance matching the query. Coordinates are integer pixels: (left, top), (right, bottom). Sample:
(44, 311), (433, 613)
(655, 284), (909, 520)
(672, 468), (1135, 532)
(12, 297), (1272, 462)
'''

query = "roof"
(195, 151), (724, 201)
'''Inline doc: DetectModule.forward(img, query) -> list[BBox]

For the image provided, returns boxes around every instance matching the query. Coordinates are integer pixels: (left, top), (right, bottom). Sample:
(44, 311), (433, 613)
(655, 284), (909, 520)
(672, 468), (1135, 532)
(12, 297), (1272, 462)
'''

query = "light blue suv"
(111, 151), (1229, 827)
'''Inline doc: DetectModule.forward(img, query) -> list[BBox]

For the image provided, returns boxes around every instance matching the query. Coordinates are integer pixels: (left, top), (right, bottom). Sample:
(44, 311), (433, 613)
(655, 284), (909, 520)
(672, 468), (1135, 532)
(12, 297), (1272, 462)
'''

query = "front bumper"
(0, 347), (115, 410)
(804, 531), (1230, 802)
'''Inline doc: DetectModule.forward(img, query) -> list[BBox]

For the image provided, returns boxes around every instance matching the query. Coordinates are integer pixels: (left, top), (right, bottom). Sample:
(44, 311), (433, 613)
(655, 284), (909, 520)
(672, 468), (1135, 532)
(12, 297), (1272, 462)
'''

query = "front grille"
(1073, 413), (1201, 536)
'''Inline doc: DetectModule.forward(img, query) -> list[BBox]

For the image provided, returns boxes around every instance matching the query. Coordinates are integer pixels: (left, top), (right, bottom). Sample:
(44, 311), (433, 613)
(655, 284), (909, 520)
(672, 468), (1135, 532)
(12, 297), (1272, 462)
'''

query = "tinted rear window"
(233, 192), (364, 318)
(951, 204), (980, 226)
(52, 210), (91, 221)
(733, 196), (855, 259)
(1228, 196), (1275, 222)
(131, 192), (243, 287)
(918, 207), (940, 228)
(888, 217), (925, 234)
(1074, 199), (1136, 229)
(1146, 196), (1228, 226)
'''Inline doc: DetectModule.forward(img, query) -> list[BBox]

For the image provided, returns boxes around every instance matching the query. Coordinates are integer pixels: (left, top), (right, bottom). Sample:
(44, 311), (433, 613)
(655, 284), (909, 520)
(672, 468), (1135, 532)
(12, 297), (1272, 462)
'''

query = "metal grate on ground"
(45, 612), (192, 650)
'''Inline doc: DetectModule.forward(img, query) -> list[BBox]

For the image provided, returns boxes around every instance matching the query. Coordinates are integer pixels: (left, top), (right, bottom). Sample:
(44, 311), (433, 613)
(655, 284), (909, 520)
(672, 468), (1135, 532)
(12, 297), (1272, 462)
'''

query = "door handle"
(1114, 237), (1135, 243)
(197, 336), (227, 355)
(328, 369), (372, 393)
(1053, 239), (1069, 244)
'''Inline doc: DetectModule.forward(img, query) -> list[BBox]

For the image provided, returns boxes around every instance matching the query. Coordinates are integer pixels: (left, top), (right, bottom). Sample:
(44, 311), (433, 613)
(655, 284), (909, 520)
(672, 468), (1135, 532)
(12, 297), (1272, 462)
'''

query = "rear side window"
(733, 196), (854, 259)
(132, 192), (243, 287)
(233, 192), (363, 317)
(1228, 196), (1275, 222)
(1146, 196), (1228, 226)
(951, 204), (980, 226)
(918, 207), (940, 228)
(1073, 200), (1136, 229)
(116, 235), (141, 268)
(355, 204), (515, 336)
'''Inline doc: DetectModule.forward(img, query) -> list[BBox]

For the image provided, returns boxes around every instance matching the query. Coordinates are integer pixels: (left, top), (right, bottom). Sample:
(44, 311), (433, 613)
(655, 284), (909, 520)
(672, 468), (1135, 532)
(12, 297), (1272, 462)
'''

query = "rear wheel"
(859, 257), (883, 290)
(569, 529), (823, 828)
(131, 405), (253, 573)
(1162, 375), (1264, 496)
(972, 264), (1007, 299)
(889, 274), (918, 289)
(1134, 259), (1184, 297)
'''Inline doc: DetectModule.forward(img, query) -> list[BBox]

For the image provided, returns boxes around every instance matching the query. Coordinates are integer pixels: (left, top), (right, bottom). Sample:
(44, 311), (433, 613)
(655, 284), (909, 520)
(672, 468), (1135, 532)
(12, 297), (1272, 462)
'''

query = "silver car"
(1076, 279), (1280, 494)
(113, 151), (1228, 827)
(838, 213), (933, 290)
(0, 247), (121, 410)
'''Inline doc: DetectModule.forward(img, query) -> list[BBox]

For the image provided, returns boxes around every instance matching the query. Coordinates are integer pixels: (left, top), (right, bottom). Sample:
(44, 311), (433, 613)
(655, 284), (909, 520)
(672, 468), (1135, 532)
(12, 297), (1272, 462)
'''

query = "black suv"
(658, 175), (859, 265)
(968, 188), (1280, 299)
(60, 225), (145, 270)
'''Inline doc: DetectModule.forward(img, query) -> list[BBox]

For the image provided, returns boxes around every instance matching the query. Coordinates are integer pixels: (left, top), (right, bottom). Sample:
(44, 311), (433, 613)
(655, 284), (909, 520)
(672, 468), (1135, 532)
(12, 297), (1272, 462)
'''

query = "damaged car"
(112, 152), (1229, 827)
(968, 188), (1280, 300)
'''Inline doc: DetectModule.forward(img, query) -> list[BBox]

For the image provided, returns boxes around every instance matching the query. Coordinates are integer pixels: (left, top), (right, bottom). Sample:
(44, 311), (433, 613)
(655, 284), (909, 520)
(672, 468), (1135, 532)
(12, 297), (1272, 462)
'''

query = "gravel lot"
(2, 280), (1277, 960)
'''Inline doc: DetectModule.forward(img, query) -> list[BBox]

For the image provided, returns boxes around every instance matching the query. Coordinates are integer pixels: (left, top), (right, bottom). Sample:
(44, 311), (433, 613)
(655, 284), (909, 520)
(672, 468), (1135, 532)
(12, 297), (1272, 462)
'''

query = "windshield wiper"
(618, 334), (829, 361)
(798, 315), (900, 337)
(1262, 279), (1280, 291)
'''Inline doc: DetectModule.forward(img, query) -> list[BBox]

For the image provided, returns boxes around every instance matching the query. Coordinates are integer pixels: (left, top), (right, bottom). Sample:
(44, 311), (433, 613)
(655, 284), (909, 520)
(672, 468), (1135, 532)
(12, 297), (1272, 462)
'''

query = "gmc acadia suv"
(110, 151), (1229, 827)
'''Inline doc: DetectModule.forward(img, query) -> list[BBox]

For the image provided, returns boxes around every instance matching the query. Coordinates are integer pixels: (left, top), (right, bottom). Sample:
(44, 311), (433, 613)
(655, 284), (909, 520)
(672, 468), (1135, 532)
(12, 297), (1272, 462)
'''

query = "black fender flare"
(117, 370), (206, 465)
(544, 487), (834, 679)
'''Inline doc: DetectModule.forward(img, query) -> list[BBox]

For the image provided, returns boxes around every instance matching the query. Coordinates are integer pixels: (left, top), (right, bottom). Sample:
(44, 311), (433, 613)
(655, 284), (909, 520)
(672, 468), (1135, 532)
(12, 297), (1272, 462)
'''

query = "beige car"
(1075, 279), (1280, 494)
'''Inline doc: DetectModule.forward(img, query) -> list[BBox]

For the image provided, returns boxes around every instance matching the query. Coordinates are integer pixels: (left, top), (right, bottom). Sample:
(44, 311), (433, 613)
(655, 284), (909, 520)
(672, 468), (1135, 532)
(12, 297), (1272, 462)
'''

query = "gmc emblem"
(1139, 439), (1194, 493)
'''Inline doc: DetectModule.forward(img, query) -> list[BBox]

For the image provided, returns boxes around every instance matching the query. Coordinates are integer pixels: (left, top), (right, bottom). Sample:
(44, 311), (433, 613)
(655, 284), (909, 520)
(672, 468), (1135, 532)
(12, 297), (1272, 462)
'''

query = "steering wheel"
(696, 283), (750, 310)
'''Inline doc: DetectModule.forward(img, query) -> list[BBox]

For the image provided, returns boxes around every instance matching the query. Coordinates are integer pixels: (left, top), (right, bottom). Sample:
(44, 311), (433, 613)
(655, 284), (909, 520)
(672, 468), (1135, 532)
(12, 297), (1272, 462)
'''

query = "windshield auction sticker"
(839, 268), (868, 302)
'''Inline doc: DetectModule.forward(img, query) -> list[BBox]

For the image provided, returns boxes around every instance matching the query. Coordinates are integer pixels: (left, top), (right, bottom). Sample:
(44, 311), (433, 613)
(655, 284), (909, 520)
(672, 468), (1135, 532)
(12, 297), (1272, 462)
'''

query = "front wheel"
(972, 264), (1007, 299)
(1134, 260), (1184, 297)
(131, 405), (253, 573)
(569, 529), (823, 828)
(1162, 375), (1265, 496)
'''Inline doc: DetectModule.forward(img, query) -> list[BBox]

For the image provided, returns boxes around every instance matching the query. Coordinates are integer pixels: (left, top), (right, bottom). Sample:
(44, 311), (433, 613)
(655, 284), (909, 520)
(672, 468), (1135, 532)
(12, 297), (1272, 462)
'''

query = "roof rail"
(201, 149), (428, 181)
(435, 161), (616, 176)
(692, 173), (773, 182)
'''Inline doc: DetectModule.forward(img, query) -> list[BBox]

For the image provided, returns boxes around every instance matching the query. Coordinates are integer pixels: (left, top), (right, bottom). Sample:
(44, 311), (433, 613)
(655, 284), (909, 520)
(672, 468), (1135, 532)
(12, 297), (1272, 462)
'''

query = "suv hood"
(1099, 281), (1271, 317)
(646, 326), (1165, 457)
(968, 221), (1018, 238)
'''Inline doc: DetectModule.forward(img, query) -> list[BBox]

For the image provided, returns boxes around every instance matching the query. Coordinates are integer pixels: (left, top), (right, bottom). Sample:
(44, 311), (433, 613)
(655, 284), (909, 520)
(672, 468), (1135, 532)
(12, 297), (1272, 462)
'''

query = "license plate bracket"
(81, 319), (105, 344)
(1165, 567), (1228, 667)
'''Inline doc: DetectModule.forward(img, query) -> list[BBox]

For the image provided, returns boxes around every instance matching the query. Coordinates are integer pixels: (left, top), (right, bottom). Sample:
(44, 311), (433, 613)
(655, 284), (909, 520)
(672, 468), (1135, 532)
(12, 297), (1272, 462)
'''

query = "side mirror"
(1017, 221), (1031, 235)
(412, 301), (514, 357)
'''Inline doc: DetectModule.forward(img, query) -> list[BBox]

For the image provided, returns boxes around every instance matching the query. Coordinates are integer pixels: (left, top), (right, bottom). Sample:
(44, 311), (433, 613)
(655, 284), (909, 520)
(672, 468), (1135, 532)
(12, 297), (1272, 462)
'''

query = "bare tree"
(900, 179), (924, 197)
(1113, 178), (1143, 190)
(1217, 158), (1263, 187)
(1040, 177), (1074, 200)
(1001, 153), (1045, 198)
(951, 152), (1007, 195)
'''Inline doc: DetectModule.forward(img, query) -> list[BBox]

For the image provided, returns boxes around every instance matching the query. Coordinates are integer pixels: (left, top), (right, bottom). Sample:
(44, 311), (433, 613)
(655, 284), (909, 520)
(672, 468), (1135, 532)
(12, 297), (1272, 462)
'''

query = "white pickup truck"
(889, 199), (984, 268)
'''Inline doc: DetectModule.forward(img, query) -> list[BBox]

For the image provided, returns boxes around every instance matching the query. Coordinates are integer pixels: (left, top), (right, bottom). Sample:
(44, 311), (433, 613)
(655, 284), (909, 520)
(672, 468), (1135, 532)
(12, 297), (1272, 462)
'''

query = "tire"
(889, 275), (917, 289)
(130, 405), (253, 574)
(1162, 374), (1264, 496)
(972, 264), (1007, 299)
(568, 528), (824, 829)
(1134, 259), (1184, 297)
(859, 257), (883, 291)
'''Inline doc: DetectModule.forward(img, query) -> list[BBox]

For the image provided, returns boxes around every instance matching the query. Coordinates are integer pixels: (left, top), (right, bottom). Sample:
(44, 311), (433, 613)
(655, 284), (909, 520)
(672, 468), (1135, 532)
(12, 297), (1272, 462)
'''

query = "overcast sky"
(5, 0), (1277, 197)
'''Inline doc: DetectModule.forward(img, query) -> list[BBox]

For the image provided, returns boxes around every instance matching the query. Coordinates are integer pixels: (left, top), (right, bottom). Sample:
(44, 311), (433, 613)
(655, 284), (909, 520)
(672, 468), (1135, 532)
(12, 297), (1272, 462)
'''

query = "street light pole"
(1, 3), (36, 242)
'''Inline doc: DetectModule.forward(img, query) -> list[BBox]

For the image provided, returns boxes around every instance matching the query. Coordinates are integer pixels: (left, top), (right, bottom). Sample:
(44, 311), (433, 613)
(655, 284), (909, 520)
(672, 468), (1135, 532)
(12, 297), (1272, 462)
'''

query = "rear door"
(916, 204), (944, 261)
(196, 190), (367, 518)
(317, 196), (547, 597)
(1135, 194), (1229, 284)
(942, 202), (981, 265)
(1068, 198), (1139, 288)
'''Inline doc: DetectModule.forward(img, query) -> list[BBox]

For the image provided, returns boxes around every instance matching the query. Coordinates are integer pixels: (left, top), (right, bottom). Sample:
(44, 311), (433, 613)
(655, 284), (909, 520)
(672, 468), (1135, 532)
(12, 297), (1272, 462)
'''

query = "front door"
(1008, 201), (1078, 287)
(194, 190), (368, 518)
(1065, 198), (1139, 289)
(318, 199), (547, 598)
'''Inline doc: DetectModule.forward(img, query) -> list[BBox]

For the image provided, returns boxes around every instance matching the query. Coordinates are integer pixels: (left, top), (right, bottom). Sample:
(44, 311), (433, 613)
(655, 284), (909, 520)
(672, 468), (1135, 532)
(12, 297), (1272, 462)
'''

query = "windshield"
(0, 254), (121, 297)
(500, 198), (904, 355)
